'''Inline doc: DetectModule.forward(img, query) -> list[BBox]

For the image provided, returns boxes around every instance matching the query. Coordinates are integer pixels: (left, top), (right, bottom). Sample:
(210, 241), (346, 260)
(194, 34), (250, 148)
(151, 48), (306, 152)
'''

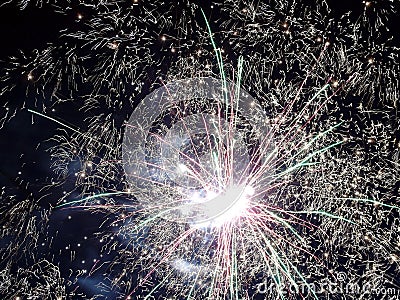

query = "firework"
(0, 0), (399, 299)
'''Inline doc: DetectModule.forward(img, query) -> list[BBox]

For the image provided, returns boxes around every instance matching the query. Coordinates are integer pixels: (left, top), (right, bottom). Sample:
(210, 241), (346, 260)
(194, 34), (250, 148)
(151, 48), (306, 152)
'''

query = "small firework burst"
(0, 1), (399, 299)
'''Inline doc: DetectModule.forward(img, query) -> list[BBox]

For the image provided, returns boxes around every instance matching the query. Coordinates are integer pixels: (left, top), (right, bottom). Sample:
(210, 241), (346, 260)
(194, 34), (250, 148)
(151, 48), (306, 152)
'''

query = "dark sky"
(0, 0), (369, 194)
(0, 0), (371, 181)
(0, 1), (399, 299)
(0, 0), (372, 205)
(0, 0), (367, 57)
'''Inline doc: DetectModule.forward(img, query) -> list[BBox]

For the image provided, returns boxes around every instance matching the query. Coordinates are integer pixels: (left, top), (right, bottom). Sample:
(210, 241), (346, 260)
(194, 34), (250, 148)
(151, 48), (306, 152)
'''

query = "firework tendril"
(0, 0), (399, 299)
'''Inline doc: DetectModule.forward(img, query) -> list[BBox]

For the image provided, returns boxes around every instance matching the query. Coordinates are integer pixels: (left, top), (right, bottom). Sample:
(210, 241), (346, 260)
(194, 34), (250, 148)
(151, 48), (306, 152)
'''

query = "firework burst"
(0, 0), (399, 299)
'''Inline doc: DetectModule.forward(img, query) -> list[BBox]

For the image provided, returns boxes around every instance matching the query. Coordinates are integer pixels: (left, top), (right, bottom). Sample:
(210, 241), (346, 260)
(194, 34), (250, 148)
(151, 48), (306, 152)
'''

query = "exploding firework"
(0, 0), (399, 299)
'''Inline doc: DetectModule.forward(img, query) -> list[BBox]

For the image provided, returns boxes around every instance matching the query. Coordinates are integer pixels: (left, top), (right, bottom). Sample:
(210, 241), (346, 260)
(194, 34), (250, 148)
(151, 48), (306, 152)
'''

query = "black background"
(0, 1), (399, 299)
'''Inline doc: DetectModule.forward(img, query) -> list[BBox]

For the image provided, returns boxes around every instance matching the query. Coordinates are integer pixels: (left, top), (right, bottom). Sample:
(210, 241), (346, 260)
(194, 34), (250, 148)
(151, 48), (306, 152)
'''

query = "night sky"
(0, 1), (400, 300)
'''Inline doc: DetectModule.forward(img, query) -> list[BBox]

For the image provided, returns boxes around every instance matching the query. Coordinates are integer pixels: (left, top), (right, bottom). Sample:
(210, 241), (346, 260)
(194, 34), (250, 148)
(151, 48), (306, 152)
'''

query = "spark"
(0, 1), (399, 299)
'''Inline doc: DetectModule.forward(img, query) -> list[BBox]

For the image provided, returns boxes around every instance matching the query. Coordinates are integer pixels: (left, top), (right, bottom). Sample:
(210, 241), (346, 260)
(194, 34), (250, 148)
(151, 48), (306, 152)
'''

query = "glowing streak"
(329, 197), (400, 210)
(201, 8), (228, 103)
(28, 109), (112, 149)
(55, 191), (131, 208)
(272, 141), (344, 180)
(288, 210), (356, 224)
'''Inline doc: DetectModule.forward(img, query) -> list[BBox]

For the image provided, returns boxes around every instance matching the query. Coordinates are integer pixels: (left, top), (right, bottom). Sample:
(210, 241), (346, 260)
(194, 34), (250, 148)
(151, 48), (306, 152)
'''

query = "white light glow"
(191, 184), (252, 228)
